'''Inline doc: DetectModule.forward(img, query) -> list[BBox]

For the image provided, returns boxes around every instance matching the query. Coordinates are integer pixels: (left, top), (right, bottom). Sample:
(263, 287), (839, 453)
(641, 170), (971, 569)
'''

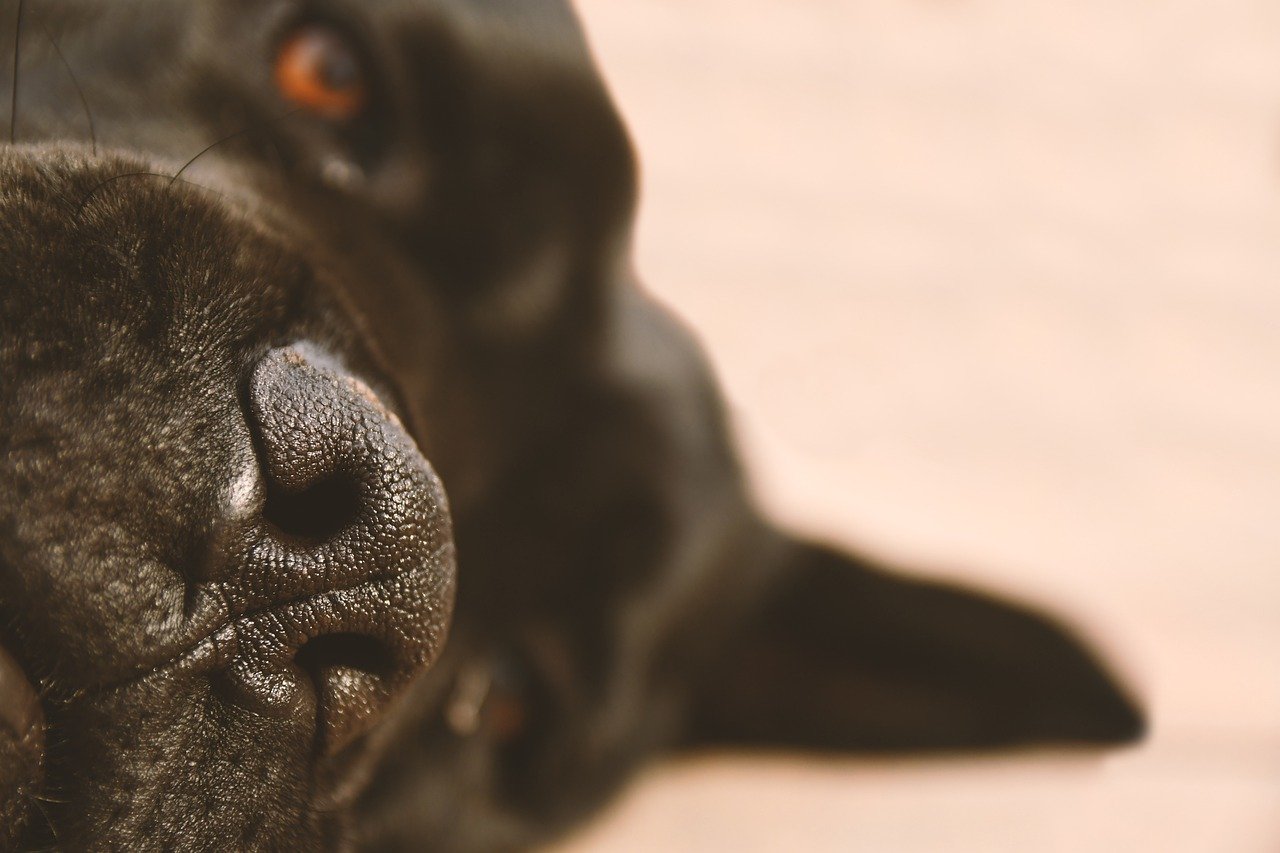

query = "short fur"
(0, 2), (1143, 850)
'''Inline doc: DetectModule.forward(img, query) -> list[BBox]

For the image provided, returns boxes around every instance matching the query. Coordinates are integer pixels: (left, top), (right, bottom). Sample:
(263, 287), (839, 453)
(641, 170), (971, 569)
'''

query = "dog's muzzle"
(191, 345), (455, 755)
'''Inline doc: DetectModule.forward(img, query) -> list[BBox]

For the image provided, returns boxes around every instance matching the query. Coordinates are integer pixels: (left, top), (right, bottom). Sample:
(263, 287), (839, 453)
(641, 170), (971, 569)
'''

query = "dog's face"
(0, 1), (641, 846)
(1, 2), (1142, 850)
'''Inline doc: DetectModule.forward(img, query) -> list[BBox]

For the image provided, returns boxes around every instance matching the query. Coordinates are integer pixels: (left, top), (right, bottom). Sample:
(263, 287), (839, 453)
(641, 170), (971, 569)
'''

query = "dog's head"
(0, 2), (1142, 850)
(0, 0), (636, 846)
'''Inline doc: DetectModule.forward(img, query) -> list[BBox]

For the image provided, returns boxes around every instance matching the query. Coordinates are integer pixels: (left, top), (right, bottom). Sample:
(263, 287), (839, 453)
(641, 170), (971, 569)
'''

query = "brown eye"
(486, 654), (533, 745)
(487, 692), (528, 744)
(273, 25), (367, 121)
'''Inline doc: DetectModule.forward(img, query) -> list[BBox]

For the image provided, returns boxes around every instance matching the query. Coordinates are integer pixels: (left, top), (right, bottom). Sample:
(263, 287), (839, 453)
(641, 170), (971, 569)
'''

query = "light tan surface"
(561, 1), (1280, 850)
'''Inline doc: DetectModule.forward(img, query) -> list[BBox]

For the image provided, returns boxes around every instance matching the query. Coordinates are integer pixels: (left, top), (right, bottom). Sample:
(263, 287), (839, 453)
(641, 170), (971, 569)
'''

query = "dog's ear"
(684, 541), (1144, 752)
(0, 643), (43, 846)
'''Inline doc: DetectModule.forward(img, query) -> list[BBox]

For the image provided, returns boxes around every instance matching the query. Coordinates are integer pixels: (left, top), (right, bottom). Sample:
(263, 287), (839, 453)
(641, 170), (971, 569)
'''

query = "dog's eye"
(487, 655), (532, 745)
(443, 655), (533, 744)
(273, 24), (368, 121)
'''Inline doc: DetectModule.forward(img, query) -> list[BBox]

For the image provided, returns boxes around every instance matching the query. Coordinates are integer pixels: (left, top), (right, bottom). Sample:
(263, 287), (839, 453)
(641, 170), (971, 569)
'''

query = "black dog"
(0, 2), (1142, 849)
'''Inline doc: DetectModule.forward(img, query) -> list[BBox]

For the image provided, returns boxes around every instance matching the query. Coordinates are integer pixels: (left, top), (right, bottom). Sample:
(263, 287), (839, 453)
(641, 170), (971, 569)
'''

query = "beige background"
(560, 1), (1280, 850)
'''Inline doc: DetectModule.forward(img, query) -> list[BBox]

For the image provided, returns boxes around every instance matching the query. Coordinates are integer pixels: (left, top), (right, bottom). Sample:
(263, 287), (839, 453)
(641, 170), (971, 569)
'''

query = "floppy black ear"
(684, 541), (1144, 752)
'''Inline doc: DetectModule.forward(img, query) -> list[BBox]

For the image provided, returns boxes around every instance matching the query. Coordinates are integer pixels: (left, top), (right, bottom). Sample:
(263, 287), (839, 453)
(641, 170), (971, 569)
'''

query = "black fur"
(0, 2), (1143, 850)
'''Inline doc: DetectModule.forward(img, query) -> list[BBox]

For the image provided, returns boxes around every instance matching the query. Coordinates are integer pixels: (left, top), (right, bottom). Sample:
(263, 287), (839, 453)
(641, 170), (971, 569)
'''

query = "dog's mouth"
(85, 565), (429, 699)
(16, 569), (448, 848)
(71, 549), (445, 753)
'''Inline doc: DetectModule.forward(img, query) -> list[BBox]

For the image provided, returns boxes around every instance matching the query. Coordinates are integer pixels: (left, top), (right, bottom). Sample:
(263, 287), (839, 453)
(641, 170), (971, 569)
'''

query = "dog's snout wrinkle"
(189, 344), (458, 753)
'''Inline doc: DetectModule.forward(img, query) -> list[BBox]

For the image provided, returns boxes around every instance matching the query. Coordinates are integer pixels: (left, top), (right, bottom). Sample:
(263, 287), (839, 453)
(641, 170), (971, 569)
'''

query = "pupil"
(319, 48), (359, 91)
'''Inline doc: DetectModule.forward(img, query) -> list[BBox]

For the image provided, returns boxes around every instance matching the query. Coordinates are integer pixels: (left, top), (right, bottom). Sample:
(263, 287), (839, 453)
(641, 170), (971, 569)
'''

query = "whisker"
(77, 170), (166, 215)
(77, 170), (225, 221)
(29, 794), (60, 849)
(261, 129), (290, 181)
(38, 20), (96, 156)
(33, 794), (70, 806)
(10, 0), (24, 144)
(169, 106), (300, 186)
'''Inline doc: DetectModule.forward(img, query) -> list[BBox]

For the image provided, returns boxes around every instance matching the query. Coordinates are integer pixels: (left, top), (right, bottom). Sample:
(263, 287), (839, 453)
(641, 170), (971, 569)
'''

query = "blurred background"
(562, 1), (1280, 850)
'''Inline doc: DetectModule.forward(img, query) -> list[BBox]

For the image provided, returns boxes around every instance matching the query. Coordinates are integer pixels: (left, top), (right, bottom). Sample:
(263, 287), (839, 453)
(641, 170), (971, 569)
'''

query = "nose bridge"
(211, 344), (454, 754)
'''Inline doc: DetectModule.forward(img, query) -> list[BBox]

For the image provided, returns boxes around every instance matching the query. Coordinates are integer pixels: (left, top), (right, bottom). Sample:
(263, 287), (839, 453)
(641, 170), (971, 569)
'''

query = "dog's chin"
(34, 662), (393, 851)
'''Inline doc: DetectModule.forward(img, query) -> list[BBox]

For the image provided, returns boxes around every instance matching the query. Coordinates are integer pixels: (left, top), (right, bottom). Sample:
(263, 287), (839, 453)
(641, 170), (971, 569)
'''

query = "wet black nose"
(211, 345), (454, 754)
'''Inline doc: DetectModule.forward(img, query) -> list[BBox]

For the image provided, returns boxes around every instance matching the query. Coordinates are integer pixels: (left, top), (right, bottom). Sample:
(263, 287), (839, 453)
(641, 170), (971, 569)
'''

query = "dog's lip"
(75, 545), (448, 702)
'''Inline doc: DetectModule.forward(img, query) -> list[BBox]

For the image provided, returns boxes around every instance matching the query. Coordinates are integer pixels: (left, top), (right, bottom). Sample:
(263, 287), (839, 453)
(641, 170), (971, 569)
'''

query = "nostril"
(295, 632), (395, 680)
(262, 474), (361, 545)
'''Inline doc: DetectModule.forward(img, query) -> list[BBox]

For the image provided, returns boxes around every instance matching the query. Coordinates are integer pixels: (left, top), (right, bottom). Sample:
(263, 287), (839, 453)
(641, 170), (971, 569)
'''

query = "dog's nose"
(211, 345), (454, 754)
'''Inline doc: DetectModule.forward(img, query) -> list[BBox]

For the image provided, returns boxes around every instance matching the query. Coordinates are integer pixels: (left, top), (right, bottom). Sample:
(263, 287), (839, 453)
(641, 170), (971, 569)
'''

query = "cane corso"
(0, 1), (1143, 849)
